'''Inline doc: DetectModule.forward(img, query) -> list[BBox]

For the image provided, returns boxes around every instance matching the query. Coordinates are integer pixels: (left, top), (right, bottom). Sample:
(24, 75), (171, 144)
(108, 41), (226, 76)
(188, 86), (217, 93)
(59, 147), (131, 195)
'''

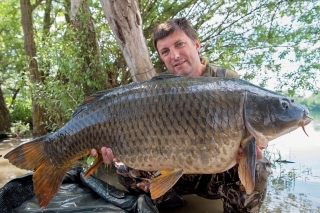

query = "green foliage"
(0, 1), (25, 77)
(27, 2), (113, 129)
(188, 1), (318, 93)
(11, 121), (31, 138)
(0, 0), (30, 135)
(1, 0), (319, 129)
(0, 1), (26, 104)
(139, 0), (320, 94)
(34, 25), (89, 126)
(294, 92), (320, 112)
(7, 97), (32, 124)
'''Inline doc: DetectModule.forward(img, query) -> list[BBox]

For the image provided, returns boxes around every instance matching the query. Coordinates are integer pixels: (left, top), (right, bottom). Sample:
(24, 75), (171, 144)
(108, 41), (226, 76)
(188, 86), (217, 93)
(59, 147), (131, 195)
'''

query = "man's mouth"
(173, 60), (185, 67)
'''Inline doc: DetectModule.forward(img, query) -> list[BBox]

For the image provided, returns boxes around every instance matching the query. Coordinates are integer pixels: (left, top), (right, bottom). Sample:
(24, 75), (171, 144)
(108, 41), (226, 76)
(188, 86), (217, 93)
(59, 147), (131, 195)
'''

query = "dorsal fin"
(72, 88), (118, 118)
(151, 73), (183, 81)
(72, 74), (181, 118)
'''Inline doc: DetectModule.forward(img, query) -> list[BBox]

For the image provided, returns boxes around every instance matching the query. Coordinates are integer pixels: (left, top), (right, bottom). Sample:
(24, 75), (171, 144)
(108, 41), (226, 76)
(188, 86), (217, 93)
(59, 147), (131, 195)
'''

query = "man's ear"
(195, 39), (200, 51)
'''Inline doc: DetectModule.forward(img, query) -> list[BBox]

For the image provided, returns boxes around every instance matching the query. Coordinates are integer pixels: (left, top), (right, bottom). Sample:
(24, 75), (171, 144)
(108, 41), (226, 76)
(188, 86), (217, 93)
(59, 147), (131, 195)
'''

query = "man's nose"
(170, 49), (180, 60)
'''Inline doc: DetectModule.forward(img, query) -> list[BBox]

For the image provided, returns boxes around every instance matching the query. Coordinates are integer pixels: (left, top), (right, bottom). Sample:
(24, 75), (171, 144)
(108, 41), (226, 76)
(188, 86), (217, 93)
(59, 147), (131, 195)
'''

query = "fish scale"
(115, 82), (239, 171)
(5, 76), (311, 209)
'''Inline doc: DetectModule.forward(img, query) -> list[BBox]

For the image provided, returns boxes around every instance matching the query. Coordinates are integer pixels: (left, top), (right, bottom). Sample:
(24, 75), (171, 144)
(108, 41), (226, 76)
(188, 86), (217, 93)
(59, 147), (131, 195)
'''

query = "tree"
(20, 0), (47, 136)
(169, 0), (320, 95)
(0, 83), (10, 133)
(0, 0), (26, 133)
(100, 0), (156, 82)
(98, 0), (319, 94)
(1, 0), (319, 132)
(69, 0), (106, 96)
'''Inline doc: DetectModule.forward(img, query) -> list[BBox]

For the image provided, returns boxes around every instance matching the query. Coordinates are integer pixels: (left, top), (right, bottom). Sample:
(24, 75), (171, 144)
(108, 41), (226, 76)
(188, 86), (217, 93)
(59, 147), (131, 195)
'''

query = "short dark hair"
(153, 17), (198, 51)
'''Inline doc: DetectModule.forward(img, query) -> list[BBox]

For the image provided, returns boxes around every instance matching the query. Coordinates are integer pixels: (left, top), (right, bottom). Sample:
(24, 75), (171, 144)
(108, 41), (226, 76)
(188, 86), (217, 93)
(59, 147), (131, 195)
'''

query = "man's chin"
(172, 67), (191, 76)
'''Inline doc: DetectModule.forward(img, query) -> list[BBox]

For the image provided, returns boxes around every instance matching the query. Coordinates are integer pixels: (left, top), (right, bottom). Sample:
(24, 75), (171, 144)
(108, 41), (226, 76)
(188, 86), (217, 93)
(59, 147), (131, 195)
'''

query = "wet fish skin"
(4, 76), (311, 209)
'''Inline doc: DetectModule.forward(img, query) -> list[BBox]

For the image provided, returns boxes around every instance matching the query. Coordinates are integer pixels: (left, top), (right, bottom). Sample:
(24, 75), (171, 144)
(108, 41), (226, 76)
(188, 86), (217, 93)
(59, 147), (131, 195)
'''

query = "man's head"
(153, 18), (198, 51)
(153, 18), (205, 76)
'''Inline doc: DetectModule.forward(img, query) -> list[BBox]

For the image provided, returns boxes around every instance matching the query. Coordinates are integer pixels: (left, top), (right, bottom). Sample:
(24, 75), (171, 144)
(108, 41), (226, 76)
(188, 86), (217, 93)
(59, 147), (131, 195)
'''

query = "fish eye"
(282, 101), (289, 109)
(291, 99), (294, 103)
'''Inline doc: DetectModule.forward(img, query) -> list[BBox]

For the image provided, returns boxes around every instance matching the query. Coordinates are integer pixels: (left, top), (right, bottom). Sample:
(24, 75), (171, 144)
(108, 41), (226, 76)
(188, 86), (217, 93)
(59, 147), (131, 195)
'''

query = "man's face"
(156, 30), (203, 76)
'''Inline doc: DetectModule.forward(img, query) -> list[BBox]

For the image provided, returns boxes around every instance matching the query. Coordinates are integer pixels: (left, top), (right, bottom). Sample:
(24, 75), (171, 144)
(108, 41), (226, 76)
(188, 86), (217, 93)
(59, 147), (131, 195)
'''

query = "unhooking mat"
(0, 167), (158, 213)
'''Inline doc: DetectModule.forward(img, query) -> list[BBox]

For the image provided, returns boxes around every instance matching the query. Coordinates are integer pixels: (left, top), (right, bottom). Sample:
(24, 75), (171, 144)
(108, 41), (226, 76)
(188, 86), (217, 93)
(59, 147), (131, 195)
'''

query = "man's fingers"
(90, 149), (97, 157)
(101, 147), (120, 164)
(137, 179), (151, 192)
(90, 147), (120, 164)
(236, 147), (243, 163)
(100, 147), (111, 164)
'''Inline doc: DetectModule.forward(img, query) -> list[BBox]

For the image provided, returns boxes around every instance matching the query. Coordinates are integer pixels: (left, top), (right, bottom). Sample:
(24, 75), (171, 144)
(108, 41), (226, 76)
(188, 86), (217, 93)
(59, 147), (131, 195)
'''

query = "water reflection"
(261, 111), (320, 212)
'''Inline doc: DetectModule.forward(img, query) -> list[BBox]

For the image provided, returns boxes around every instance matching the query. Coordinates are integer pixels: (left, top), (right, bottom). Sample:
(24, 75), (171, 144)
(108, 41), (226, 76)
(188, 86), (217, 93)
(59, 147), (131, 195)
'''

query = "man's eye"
(177, 42), (184, 47)
(161, 50), (169, 56)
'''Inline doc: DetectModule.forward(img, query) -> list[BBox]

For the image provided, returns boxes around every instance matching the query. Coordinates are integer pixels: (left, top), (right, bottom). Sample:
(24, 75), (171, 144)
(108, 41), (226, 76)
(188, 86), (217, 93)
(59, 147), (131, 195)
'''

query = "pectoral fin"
(238, 138), (256, 194)
(149, 168), (183, 199)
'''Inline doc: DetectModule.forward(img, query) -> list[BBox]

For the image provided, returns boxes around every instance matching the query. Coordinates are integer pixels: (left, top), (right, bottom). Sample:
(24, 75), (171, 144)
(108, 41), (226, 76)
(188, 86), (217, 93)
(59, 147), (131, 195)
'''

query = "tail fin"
(4, 135), (69, 209)
(4, 135), (48, 170)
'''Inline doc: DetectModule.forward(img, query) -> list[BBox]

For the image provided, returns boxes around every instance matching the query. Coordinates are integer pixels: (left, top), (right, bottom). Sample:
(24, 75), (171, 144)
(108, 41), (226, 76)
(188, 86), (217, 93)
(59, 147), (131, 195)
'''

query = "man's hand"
(137, 178), (151, 193)
(90, 147), (119, 164)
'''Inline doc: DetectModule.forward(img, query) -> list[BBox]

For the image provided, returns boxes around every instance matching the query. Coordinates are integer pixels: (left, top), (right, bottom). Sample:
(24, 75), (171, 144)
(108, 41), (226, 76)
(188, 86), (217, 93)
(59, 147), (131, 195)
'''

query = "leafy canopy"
(1, 0), (319, 128)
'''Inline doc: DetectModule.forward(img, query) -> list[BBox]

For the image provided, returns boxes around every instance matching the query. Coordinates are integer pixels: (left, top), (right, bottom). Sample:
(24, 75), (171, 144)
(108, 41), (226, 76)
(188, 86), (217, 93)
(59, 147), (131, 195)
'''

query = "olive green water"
(1, 111), (320, 212)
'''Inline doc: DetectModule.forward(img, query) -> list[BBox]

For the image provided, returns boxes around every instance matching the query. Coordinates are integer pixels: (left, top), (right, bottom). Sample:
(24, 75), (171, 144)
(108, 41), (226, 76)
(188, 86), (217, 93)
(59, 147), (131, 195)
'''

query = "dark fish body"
(5, 76), (311, 208)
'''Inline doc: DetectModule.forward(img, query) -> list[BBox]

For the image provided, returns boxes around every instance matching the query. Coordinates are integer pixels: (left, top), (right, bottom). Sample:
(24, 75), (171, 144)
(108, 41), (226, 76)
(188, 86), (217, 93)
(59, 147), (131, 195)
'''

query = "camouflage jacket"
(200, 57), (239, 78)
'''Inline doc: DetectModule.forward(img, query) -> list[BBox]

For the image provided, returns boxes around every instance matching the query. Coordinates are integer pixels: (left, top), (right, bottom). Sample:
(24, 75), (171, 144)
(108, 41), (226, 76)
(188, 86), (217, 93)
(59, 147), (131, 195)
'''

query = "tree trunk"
(69, 0), (106, 96)
(0, 85), (11, 133)
(100, 0), (156, 82)
(20, 0), (47, 136)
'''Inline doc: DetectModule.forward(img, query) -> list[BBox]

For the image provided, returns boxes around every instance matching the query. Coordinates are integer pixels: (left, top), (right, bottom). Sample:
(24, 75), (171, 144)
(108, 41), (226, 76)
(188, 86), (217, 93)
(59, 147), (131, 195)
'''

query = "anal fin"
(238, 138), (256, 194)
(149, 168), (183, 200)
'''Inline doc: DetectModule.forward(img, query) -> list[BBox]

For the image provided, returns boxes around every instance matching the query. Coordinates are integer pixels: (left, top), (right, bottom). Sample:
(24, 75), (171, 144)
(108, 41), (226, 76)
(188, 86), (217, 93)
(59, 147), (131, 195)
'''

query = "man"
(91, 17), (271, 213)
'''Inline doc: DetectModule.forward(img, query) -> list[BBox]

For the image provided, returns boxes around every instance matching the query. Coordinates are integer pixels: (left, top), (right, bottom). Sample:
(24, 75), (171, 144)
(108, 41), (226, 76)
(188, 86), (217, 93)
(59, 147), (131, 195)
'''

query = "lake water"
(260, 111), (320, 213)
(0, 111), (319, 212)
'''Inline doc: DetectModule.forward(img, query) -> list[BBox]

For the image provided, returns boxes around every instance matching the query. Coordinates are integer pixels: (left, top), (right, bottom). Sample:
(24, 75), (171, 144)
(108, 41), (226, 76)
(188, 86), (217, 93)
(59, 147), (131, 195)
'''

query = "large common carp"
(5, 76), (311, 209)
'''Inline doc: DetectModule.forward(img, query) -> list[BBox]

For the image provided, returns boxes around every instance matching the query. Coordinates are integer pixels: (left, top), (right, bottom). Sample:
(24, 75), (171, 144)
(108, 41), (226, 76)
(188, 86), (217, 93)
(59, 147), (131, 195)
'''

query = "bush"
(10, 99), (32, 124)
(11, 121), (31, 138)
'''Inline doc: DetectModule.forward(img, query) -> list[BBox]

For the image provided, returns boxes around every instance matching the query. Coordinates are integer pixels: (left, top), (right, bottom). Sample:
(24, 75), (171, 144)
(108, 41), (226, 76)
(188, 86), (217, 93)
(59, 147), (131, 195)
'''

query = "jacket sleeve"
(225, 68), (239, 78)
